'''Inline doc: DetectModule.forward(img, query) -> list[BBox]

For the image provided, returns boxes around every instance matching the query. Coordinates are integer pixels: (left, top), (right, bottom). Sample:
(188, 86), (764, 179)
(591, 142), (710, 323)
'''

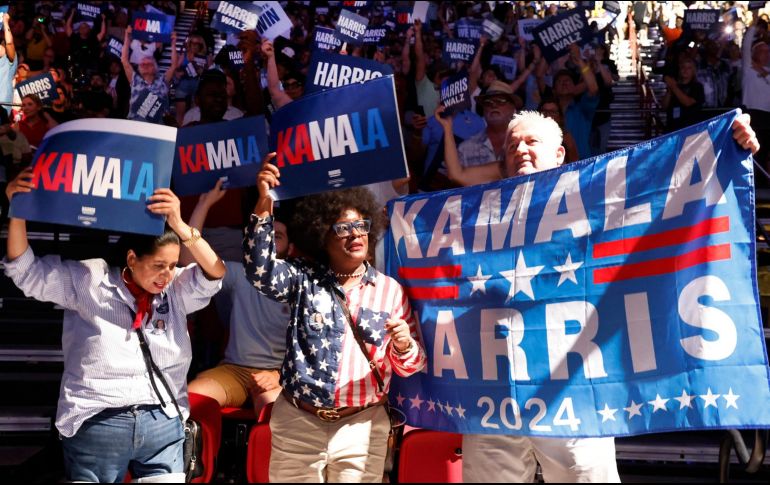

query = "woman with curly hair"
(243, 155), (427, 483)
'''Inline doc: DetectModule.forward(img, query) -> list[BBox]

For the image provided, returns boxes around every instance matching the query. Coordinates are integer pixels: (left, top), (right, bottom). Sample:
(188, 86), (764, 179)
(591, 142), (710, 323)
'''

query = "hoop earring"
(122, 267), (132, 285)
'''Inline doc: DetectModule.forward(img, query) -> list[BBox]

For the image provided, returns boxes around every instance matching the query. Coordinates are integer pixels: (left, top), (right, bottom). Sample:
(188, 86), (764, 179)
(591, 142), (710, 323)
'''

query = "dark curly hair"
(288, 187), (384, 264)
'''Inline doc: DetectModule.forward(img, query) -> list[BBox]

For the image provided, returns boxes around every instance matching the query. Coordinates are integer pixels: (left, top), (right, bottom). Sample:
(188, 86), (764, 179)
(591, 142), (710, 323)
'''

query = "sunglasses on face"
(482, 97), (511, 107)
(331, 219), (371, 238)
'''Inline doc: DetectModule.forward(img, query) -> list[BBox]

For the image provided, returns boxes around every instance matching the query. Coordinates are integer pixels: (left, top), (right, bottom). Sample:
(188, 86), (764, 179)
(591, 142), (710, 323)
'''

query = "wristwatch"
(183, 227), (202, 248)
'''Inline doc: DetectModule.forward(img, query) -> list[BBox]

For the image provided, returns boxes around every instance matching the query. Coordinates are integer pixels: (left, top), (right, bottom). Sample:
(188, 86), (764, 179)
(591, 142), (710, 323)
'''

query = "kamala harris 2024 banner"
(385, 110), (770, 437)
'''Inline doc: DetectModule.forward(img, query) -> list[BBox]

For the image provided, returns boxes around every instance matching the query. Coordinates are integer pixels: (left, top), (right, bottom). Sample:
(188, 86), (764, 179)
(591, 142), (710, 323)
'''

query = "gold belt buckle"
(316, 408), (342, 422)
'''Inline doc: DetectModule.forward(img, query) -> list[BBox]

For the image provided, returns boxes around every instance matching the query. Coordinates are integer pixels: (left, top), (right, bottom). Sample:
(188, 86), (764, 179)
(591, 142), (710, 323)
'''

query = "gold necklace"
(334, 267), (366, 278)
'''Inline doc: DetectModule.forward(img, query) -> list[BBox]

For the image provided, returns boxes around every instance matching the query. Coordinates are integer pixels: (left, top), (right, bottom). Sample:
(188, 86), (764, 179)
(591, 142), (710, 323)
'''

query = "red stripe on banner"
(406, 286), (459, 300)
(593, 217), (730, 258)
(593, 244), (731, 284)
(398, 265), (462, 279)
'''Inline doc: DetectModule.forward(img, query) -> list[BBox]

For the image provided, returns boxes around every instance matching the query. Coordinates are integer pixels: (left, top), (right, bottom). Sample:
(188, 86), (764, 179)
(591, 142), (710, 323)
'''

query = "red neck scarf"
(122, 268), (153, 330)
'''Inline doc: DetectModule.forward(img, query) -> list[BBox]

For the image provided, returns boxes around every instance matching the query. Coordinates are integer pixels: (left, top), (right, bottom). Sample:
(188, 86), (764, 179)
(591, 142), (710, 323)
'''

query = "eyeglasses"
(283, 81), (303, 89)
(481, 97), (511, 108)
(331, 219), (371, 238)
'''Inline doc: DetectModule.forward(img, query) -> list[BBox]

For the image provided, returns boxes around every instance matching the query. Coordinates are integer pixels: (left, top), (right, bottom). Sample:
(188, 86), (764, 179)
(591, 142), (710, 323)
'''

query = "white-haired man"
(121, 26), (178, 121)
(436, 109), (760, 482)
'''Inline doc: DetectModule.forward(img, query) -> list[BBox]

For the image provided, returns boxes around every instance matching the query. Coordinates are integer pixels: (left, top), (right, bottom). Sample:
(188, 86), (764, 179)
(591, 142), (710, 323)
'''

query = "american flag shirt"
(243, 214), (427, 408)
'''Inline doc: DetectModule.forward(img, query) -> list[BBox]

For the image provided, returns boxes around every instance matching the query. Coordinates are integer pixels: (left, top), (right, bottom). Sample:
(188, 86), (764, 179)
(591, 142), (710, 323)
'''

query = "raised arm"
(401, 26), (413, 75)
(5, 168), (34, 260)
(121, 26), (135, 81)
(262, 39), (293, 109)
(179, 179), (227, 267)
(147, 188), (226, 280)
(65, 8), (74, 37)
(163, 31), (178, 85)
(96, 13), (107, 42)
(414, 19), (427, 82)
(434, 105), (502, 186)
(239, 31), (265, 116)
(570, 43), (598, 96)
(469, 35), (488, 96)
(3, 13), (15, 62)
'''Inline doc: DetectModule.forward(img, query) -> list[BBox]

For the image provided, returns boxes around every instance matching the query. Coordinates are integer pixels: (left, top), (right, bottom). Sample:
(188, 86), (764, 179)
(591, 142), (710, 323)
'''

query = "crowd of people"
(1, 0), (768, 482)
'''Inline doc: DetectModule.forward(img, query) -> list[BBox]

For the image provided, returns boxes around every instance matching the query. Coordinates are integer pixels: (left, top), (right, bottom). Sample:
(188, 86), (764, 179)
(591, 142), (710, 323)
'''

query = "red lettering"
(32, 152), (58, 190)
(194, 144), (209, 171)
(293, 124), (313, 164)
(179, 145), (194, 174)
(51, 153), (73, 192)
(134, 18), (146, 30)
(276, 128), (295, 168)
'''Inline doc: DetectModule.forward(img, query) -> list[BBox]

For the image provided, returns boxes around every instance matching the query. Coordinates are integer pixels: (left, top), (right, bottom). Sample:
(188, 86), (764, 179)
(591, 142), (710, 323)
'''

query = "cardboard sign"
(335, 9), (370, 44)
(386, 110), (770, 437)
(683, 9), (720, 32)
(210, 0), (260, 34)
(172, 116), (268, 196)
(363, 25), (390, 45)
(10, 119), (176, 235)
(305, 50), (394, 95)
(518, 18), (543, 42)
(312, 26), (343, 51)
(16, 73), (59, 104)
(253, 1), (292, 41)
(75, 2), (102, 22)
(106, 36), (123, 59)
(456, 18), (484, 40)
(412, 1), (431, 23)
(443, 38), (477, 63)
(130, 89), (168, 124)
(440, 71), (471, 115)
(491, 55), (518, 81)
(268, 76), (407, 200)
(482, 17), (505, 41)
(531, 7), (591, 63)
(131, 11), (175, 43)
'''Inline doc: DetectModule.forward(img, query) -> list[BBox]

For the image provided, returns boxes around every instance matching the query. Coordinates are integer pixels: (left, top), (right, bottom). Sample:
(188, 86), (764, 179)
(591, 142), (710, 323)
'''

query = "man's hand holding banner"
(385, 110), (770, 437)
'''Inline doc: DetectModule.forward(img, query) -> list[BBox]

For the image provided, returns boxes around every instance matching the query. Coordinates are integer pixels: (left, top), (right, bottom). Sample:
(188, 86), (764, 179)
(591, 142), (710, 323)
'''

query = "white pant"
(268, 394), (391, 483)
(462, 434), (620, 483)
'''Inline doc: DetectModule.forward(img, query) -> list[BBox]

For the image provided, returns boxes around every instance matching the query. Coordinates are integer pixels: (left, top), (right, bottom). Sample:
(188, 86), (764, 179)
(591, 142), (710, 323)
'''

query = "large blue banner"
(269, 76), (407, 200)
(172, 116), (268, 196)
(305, 50), (393, 95)
(9, 119), (176, 235)
(385, 110), (770, 437)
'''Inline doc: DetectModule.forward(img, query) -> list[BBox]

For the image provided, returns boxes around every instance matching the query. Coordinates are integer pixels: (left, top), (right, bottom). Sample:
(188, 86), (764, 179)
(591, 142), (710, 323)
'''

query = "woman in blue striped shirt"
(4, 168), (226, 483)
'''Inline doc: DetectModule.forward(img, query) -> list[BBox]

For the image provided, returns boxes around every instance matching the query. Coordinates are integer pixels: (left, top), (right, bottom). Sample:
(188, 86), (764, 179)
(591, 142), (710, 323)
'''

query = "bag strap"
(334, 290), (385, 393)
(135, 326), (184, 421)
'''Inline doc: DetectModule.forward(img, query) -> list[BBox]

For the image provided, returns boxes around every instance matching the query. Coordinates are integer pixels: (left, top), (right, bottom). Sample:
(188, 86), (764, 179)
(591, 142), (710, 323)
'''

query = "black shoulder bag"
(334, 292), (406, 475)
(136, 328), (204, 482)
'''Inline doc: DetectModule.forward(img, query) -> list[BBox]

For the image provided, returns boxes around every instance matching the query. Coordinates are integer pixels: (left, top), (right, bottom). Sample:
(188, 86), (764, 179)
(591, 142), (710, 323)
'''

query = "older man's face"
(482, 95), (516, 127)
(504, 120), (565, 177)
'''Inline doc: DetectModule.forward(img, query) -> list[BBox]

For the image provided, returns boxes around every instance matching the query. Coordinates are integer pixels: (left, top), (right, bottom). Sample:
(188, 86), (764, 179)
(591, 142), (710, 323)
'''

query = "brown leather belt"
(281, 389), (386, 423)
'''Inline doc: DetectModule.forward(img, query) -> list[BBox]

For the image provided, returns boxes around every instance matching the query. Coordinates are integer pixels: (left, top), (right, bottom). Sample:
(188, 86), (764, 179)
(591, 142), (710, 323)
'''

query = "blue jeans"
(61, 405), (184, 483)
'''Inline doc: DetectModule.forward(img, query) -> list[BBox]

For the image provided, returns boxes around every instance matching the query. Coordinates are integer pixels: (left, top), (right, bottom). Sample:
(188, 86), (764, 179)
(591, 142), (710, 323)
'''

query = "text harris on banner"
(385, 110), (770, 438)
(305, 50), (393, 95)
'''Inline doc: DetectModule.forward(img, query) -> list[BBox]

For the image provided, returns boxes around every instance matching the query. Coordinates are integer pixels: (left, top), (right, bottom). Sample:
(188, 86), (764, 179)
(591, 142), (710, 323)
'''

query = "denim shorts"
(61, 405), (184, 483)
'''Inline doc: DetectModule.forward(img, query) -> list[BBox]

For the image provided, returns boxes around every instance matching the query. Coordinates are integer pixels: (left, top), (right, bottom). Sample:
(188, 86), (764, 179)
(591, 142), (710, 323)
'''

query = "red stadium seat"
(188, 392), (222, 483)
(397, 429), (463, 483)
(245, 423), (272, 483)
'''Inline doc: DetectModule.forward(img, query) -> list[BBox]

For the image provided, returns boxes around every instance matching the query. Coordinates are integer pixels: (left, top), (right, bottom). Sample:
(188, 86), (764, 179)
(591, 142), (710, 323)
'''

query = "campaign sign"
(518, 18), (543, 42)
(9, 119), (176, 235)
(342, 0), (371, 10)
(131, 11), (175, 43)
(269, 76), (407, 200)
(443, 38), (476, 63)
(603, 1), (621, 15)
(75, 2), (102, 22)
(130, 89), (168, 124)
(395, 5), (414, 30)
(456, 18), (483, 40)
(749, 1), (766, 10)
(106, 36), (123, 59)
(684, 9), (720, 33)
(210, 1), (260, 34)
(440, 71), (470, 115)
(16, 73), (59, 104)
(172, 116), (268, 196)
(220, 45), (245, 71)
(253, 1), (292, 41)
(335, 9), (369, 45)
(305, 50), (393, 95)
(482, 17), (505, 42)
(532, 7), (591, 63)
(312, 26), (343, 51)
(363, 25), (390, 45)
(385, 110), (770, 437)
(491, 55), (518, 81)
(412, 1), (431, 23)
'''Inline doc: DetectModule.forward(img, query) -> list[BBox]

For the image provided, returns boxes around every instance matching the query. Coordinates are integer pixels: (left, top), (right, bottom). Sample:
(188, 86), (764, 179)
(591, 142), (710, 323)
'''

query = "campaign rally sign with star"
(385, 110), (770, 437)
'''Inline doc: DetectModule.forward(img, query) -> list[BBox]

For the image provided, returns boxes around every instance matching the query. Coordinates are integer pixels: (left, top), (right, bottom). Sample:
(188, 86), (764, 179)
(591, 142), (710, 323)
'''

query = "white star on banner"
(409, 394), (424, 410)
(313, 397), (323, 407)
(674, 390), (696, 410)
(624, 400), (643, 419)
(445, 402), (454, 416)
(723, 388), (740, 409)
(305, 367), (314, 376)
(648, 394), (669, 413)
(553, 253), (583, 286)
(468, 265), (492, 296)
(371, 314), (382, 322)
(255, 265), (266, 277)
(247, 238), (255, 249)
(371, 329), (381, 340)
(359, 319), (370, 330)
(318, 361), (329, 371)
(301, 385), (311, 395)
(309, 344), (318, 356)
(321, 339), (331, 350)
(700, 388), (721, 408)
(244, 254), (252, 264)
(597, 403), (618, 422)
(261, 248), (269, 259)
(396, 393), (406, 406)
(252, 280), (263, 290)
(427, 398), (436, 412)
(455, 403), (466, 418)
(500, 251), (544, 301)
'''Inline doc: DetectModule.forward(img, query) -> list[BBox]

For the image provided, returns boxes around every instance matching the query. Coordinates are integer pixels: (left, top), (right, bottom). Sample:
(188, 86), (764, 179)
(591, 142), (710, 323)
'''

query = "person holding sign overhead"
(244, 156), (427, 482)
(3, 169), (225, 483)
